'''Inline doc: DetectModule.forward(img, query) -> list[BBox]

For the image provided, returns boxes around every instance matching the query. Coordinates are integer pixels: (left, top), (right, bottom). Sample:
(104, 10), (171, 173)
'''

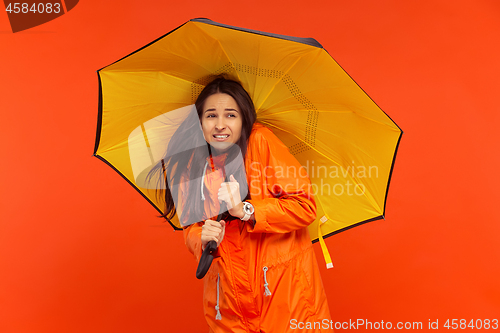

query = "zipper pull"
(263, 266), (272, 296)
(215, 273), (222, 320)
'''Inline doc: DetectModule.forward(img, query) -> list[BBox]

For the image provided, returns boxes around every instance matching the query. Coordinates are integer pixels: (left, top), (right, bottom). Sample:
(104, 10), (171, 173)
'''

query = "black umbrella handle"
(196, 240), (217, 279)
(195, 207), (225, 279)
(195, 171), (228, 280)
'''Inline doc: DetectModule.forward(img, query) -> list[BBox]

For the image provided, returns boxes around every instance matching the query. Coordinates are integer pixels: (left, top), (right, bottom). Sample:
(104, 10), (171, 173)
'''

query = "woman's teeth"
(214, 135), (229, 138)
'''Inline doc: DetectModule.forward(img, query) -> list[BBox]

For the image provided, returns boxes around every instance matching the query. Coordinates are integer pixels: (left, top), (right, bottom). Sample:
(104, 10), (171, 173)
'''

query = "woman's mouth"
(213, 134), (230, 141)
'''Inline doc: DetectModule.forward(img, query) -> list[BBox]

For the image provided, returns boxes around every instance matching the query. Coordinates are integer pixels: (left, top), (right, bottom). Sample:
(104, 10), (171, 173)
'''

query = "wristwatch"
(240, 201), (255, 221)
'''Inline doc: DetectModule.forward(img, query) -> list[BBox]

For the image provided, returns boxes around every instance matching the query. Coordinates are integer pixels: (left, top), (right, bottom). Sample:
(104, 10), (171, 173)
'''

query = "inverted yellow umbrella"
(93, 18), (403, 268)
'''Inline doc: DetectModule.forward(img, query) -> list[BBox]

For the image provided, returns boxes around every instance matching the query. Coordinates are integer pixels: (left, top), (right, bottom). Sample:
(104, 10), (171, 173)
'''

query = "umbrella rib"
(262, 107), (399, 131)
(261, 115), (382, 164)
(190, 23), (242, 83)
(346, 107), (399, 130)
(255, 49), (321, 112)
(216, 41), (241, 83)
(254, 57), (301, 111)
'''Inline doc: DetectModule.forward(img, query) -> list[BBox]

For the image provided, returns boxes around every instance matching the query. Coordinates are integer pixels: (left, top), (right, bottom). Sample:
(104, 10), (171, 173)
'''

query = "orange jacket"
(184, 123), (332, 332)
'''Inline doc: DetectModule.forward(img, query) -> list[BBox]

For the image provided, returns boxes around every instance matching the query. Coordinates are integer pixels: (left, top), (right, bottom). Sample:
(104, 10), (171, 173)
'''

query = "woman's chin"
(209, 141), (235, 152)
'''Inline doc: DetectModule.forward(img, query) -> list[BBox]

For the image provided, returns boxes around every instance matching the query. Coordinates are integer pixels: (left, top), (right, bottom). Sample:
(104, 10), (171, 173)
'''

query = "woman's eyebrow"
(204, 108), (239, 113)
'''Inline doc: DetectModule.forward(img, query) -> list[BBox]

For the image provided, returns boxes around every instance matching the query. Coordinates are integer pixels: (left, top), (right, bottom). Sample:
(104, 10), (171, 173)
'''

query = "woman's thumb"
(230, 174), (236, 182)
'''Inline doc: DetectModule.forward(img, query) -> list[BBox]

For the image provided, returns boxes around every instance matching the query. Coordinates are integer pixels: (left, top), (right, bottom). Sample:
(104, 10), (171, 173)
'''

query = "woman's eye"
(206, 114), (216, 118)
(227, 113), (236, 118)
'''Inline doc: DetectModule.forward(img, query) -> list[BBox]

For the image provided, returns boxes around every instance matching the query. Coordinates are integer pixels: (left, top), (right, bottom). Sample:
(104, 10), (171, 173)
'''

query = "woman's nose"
(215, 118), (226, 130)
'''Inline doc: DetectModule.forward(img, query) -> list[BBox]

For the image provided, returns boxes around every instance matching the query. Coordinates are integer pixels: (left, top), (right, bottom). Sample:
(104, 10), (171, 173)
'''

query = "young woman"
(154, 77), (332, 332)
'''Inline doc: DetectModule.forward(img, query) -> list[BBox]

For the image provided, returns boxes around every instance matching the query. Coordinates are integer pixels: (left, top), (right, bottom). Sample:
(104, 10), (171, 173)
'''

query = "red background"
(1, 0), (499, 332)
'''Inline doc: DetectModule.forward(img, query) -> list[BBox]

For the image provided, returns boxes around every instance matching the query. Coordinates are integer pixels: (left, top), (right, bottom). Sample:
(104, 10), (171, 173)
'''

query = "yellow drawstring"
(318, 216), (333, 269)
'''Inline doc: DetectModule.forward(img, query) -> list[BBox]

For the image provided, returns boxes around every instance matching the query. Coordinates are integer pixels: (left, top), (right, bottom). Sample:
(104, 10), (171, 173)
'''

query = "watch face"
(244, 202), (254, 214)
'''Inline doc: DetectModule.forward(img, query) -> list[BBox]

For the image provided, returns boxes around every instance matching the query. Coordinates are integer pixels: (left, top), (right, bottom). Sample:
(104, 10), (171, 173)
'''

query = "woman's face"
(201, 93), (243, 152)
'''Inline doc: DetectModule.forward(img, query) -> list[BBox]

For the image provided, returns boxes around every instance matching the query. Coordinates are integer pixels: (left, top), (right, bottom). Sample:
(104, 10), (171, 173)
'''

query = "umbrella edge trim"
(381, 130), (404, 216)
(190, 18), (323, 49)
(93, 71), (103, 156)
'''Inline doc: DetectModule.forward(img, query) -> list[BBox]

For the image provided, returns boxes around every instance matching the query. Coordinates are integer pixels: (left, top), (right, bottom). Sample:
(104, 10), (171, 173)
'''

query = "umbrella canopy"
(93, 18), (402, 265)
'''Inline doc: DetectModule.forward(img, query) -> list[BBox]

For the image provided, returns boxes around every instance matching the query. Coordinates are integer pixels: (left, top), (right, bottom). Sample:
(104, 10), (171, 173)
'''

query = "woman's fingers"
(218, 183), (238, 195)
(201, 220), (226, 249)
(218, 175), (241, 209)
(203, 219), (224, 230)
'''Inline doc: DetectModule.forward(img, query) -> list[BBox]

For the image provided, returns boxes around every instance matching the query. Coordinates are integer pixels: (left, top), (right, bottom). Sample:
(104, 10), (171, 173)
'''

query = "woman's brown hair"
(147, 77), (257, 225)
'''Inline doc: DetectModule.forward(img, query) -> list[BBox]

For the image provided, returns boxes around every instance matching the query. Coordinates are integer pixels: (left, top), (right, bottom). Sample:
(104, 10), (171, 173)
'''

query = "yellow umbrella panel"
(93, 18), (403, 267)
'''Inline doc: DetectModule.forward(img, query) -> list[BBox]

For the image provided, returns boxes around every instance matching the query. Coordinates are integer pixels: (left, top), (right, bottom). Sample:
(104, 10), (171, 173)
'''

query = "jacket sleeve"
(183, 222), (203, 263)
(183, 221), (222, 261)
(245, 127), (317, 234)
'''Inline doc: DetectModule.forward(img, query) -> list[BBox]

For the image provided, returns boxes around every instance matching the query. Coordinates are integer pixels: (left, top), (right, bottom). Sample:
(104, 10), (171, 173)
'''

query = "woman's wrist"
(229, 201), (256, 221)
(230, 202), (245, 219)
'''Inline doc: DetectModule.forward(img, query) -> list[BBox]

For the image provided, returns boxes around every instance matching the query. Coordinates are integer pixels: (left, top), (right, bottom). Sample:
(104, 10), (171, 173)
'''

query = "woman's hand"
(218, 175), (244, 219)
(201, 220), (226, 250)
